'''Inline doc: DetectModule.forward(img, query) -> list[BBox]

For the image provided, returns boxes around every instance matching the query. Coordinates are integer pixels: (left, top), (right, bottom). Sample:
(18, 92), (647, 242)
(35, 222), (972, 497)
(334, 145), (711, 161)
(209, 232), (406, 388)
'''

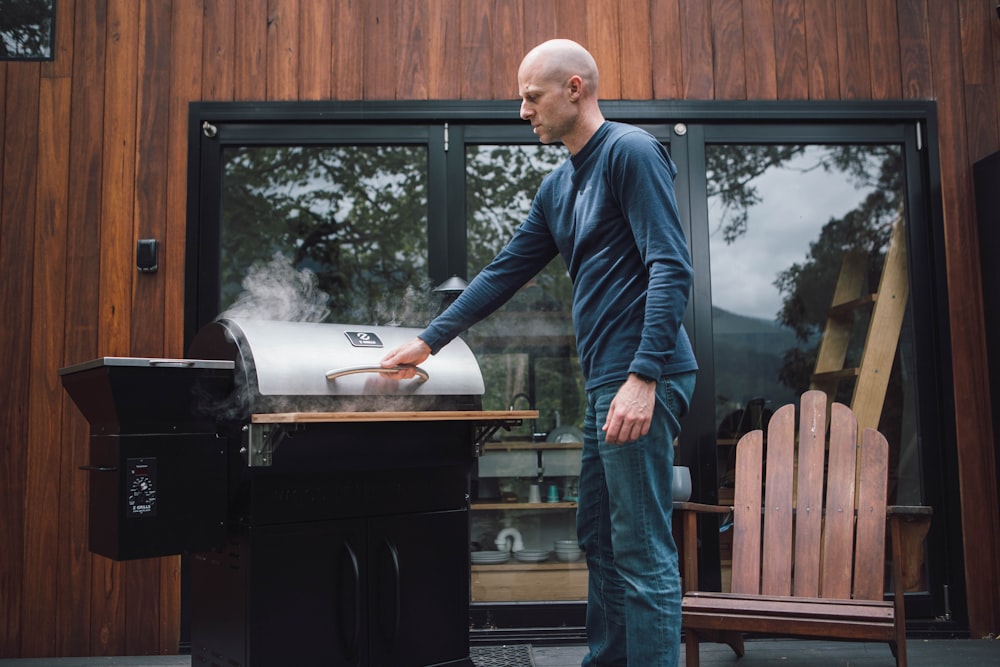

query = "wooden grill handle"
(325, 365), (429, 383)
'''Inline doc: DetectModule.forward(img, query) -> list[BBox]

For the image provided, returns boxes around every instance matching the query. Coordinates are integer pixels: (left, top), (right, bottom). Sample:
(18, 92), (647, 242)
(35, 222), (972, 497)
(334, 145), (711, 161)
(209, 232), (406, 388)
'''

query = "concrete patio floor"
(1, 637), (999, 667)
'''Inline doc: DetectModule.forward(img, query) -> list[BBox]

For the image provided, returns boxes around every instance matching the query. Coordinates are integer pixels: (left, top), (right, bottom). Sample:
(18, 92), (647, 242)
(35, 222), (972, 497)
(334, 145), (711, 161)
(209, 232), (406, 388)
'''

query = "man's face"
(518, 63), (575, 145)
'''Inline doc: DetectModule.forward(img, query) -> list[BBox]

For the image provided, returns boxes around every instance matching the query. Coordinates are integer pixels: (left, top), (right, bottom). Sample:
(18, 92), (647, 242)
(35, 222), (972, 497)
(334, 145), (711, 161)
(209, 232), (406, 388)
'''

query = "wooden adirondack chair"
(677, 390), (932, 667)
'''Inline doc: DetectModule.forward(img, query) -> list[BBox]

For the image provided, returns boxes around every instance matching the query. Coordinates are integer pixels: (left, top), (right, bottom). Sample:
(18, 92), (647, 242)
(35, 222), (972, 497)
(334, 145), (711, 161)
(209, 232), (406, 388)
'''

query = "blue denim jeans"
(577, 371), (696, 667)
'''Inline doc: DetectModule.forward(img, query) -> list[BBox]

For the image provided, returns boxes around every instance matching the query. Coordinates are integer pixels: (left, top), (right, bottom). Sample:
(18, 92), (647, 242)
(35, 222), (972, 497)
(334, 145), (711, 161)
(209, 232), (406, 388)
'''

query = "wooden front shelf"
(471, 501), (577, 511)
(481, 441), (581, 451)
(471, 561), (588, 602)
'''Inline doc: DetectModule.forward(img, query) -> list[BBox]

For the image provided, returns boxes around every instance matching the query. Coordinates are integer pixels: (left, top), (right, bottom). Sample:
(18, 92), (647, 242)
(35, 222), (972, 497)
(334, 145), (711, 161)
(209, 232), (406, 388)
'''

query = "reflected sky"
(708, 146), (874, 322)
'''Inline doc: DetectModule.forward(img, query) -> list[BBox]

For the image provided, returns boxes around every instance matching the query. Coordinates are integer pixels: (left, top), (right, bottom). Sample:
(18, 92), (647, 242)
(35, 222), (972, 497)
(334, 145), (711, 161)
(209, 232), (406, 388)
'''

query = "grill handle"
(325, 365), (429, 383)
(147, 359), (196, 367)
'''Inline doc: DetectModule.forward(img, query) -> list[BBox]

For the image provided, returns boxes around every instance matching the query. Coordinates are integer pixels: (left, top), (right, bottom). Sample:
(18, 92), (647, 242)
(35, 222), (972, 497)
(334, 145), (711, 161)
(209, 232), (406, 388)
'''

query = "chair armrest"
(887, 506), (932, 595)
(673, 501), (733, 514)
(673, 502), (733, 594)
(887, 504), (932, 518)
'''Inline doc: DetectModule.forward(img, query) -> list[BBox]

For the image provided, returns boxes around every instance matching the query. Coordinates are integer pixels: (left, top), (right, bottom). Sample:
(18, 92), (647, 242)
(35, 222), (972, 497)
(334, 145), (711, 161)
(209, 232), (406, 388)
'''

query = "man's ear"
(567, 75), (584, 100)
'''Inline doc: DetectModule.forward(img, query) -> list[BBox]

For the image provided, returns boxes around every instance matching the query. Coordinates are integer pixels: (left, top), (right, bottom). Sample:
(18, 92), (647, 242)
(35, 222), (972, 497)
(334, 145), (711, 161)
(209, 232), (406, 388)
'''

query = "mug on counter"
(672, 466), (692, 502)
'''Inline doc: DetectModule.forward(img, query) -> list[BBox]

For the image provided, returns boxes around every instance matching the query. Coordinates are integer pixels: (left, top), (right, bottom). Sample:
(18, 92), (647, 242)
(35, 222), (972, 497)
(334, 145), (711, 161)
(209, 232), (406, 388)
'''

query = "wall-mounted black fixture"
(433, 274), (467, 313)
(137, 239), (158, 273)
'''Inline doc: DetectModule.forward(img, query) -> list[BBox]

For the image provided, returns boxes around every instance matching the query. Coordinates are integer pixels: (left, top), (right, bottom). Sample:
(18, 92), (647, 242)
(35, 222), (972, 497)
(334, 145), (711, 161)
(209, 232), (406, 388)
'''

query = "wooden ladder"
(810, 217), (909, 433)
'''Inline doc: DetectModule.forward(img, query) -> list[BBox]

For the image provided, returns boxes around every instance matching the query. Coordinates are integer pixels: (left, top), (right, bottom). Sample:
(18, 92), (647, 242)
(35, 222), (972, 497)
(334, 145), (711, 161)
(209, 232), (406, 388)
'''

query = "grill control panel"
(126, 457), (157, 517)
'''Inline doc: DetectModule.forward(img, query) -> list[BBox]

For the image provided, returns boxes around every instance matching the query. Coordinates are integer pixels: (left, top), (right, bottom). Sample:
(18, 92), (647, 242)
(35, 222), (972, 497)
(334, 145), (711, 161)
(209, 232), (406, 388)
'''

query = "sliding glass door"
(187, 103), (953, 635)
(689, 134), (924, 597)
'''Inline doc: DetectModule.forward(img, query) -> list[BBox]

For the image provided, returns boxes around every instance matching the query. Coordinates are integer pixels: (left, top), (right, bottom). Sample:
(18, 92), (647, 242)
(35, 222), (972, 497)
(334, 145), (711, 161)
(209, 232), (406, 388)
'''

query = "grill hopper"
(187, 318), (485, 417)
(58, 357), (234, 560)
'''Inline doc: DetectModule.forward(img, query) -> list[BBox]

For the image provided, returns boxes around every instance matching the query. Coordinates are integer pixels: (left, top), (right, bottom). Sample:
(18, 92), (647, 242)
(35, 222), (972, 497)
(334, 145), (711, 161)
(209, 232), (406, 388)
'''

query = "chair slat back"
(730, 430), (763, 594)
(761, 403), (795, 596)
(821, 402), (861, 599)
(792, 391), (827, 596)
(852, 427), (889, 600)
(728, 390), (889, 602)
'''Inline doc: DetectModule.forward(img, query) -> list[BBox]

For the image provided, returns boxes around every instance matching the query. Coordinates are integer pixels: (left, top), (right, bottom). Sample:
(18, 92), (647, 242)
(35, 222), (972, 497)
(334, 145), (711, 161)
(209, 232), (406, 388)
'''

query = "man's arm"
(604, 132), (692, 444)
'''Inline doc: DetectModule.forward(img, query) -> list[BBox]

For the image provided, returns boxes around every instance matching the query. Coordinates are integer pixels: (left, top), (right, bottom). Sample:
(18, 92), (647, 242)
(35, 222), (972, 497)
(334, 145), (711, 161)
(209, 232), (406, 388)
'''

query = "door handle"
(376, 538), (401, 646)
(337, 541), (361, 662)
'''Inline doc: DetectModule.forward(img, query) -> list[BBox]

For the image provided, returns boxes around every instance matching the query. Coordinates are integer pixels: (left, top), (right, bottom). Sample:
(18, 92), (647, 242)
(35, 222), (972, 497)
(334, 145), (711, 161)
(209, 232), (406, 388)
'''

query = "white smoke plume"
(220, 252), (331, 323)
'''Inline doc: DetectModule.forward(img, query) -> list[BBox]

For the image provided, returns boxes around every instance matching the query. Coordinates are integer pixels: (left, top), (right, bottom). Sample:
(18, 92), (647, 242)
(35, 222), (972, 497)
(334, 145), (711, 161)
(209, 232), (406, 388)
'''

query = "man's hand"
(379, 337), (432, 379)
(602, 374), (657, 444)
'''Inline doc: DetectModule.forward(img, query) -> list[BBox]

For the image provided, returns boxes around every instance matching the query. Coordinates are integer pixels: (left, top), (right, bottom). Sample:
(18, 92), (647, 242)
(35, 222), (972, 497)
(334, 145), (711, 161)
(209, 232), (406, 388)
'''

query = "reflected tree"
(465, 144), (580, 427)
(709, 144), (904, 397)
(220, 137), (904, 419)
(221, 145), (429, 324)
(0, 0), (53, 60)
(465, 144), (569, 302)
(708, 145), (809, 243)
(775, 146), (903, 396)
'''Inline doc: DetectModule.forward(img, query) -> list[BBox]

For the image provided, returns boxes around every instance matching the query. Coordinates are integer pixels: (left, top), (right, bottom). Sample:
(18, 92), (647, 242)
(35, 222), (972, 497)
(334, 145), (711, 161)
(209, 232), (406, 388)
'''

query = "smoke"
(220, 252), (331, 323)
(350, 278), (441, 328)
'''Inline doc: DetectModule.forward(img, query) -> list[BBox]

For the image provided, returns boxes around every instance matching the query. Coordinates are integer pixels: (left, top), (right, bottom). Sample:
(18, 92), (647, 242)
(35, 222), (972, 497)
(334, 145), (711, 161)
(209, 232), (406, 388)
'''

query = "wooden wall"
(1, 0), (998, 658)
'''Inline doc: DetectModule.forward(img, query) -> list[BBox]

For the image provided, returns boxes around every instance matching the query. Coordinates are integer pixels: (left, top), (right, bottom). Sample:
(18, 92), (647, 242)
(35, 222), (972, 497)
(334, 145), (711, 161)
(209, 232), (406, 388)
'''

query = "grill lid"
(187, 319), (485, 413)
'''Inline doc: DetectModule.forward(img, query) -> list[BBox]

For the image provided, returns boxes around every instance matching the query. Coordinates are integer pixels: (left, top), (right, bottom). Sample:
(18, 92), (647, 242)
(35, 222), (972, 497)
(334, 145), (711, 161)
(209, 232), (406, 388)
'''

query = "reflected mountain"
(712, 306), (811, 421)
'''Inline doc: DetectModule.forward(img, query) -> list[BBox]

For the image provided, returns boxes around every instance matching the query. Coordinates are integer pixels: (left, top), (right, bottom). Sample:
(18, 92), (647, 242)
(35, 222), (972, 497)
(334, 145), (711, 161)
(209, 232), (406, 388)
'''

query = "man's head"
(517, 39), (605, 154)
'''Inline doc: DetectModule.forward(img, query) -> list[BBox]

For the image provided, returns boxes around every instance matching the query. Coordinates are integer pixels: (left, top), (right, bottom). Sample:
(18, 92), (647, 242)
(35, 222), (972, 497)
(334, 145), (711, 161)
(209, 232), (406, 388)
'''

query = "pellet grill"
(59, 318), (533, 667)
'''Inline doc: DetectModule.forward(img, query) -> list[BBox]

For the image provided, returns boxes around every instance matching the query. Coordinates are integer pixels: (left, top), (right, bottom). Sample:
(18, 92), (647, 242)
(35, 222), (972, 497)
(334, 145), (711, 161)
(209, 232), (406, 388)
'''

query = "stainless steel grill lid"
(187, 318), (485, 414)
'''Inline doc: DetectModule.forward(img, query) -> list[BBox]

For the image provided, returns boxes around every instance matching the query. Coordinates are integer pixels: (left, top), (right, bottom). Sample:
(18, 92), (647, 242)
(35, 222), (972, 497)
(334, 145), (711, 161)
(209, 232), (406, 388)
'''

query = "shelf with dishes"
(472, 421), (585, 602)
(471, 560), (587, 569)
(470, 542), (587, 602)
(472, 501), (577, 510)
(475, 438), (582, 504)
(481, 440), (582, 451)
(471, 539), (582, 565)
(471, 560), (588, 602)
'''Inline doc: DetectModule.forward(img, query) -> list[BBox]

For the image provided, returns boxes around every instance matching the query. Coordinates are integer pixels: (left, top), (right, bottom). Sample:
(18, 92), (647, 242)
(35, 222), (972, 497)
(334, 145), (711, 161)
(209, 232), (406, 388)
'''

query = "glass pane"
(464, 143), (588, 603)
(464, 144), (578, 420)
(219, 145), (428, 325)
(0, 0), (54, 60)
(707, 143), (922, 590)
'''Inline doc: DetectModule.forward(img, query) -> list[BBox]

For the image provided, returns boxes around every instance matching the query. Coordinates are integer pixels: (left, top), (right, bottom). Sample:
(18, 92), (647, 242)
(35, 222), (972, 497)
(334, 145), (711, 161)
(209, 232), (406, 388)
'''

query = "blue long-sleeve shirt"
(421, 121), (698, 390)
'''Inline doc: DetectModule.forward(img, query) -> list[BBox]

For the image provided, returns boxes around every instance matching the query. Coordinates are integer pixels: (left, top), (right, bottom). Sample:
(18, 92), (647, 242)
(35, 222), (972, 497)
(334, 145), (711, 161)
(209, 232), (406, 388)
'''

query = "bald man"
(382, 39), (697, 665)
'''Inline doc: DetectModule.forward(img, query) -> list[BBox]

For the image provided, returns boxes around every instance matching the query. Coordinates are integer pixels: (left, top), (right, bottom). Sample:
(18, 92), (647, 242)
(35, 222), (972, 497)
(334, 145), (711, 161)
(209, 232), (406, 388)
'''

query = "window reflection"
(1, 0), (54, 61)
(708, 142), (921, 514)
(464, 143), (588, 604)
(464, 143), (579, 425)
(219, 145), (428, 324)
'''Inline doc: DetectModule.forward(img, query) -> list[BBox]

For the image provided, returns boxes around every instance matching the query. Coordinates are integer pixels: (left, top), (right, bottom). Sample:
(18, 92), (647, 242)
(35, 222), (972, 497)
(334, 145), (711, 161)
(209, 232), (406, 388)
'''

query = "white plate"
(471, 551), (510, 564)
(514, 550), (551, 563)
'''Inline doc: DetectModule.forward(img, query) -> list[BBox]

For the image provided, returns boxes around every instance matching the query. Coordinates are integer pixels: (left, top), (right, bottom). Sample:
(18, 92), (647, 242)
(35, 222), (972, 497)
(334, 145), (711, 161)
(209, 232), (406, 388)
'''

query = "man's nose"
(519, 101), (531, 120)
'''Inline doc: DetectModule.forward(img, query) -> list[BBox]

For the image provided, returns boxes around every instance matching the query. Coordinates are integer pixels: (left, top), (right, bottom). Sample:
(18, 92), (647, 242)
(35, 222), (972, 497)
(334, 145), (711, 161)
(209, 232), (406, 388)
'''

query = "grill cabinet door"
(369, 509), (470, 666)
(248, 520), (370, 667)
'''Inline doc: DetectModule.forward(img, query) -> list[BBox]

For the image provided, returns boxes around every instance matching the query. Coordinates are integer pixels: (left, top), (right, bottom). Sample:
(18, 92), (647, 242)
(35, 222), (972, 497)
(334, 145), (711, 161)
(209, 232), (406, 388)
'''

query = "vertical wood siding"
(1, 0), (998, 657)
